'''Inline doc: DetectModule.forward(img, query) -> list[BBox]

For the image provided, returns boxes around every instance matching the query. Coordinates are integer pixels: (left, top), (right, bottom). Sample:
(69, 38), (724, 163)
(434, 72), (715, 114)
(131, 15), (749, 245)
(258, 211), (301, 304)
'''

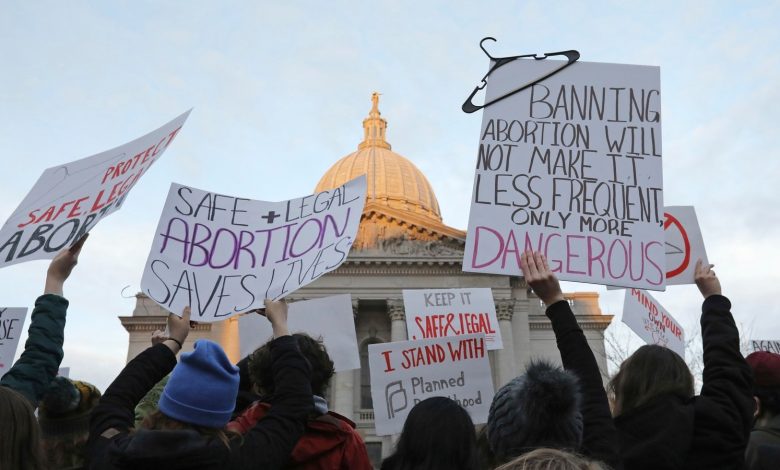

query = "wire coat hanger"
(462, 37), (580, 114)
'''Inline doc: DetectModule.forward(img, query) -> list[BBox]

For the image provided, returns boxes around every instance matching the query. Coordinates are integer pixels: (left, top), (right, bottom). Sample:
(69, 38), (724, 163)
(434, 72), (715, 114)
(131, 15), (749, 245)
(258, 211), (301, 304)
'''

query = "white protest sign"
(402, 288), (502, 350)
(0, 308), (28, 378)
(0, 111), (190, 268)
(464, 59), (665, 290)
(238, 294), (360, 372)
(369, 333), (493, 436)
(748, 340), (780, 354)
(663, 206), (707, 285)
(141, 176), (366, 321)
(57, 367), (70, 378)
(622, 289), (684, 356)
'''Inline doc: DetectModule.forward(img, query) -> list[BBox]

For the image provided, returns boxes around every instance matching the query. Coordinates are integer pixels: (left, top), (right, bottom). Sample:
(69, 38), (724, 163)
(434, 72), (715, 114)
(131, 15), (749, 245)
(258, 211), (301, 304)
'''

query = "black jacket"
(614, 295), (754, 470)
(547, 300), (623, 470)
(86, 336), (312, 470)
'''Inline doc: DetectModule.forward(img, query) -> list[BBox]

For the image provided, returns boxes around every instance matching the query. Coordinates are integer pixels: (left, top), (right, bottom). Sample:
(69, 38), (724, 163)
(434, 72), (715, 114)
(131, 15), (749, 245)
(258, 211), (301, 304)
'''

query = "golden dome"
(315, 93), (442, 224)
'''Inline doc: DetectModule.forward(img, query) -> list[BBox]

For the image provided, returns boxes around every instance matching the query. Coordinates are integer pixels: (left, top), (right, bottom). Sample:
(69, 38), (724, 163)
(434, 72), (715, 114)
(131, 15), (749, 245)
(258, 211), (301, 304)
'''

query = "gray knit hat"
(486, 360), (584, 461)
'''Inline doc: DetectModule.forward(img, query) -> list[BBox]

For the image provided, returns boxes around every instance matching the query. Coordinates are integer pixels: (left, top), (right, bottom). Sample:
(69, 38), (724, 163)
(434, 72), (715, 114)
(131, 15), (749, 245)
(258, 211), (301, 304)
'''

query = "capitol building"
(120, 94), (613, 466)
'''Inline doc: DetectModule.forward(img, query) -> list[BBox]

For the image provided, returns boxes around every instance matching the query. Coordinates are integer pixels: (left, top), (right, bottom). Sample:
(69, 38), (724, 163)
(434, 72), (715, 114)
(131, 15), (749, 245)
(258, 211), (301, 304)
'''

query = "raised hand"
(694, 259), (721, 299)
(264, 298), (290, 338)
(520, 250), (565, 306)
(45, 234), (89, 296)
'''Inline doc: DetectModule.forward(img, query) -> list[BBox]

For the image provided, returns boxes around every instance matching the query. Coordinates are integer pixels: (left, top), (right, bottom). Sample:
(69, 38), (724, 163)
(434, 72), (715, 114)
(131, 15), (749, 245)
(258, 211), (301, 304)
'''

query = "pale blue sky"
(1, 1), (778, 390)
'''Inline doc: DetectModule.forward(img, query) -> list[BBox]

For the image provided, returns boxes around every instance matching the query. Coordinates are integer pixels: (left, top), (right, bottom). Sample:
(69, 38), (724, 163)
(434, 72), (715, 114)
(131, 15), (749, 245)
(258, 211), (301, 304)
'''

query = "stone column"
(387, 299), (407, 342)
(332, 299), (360, 420)
(495, 299), (517, 388)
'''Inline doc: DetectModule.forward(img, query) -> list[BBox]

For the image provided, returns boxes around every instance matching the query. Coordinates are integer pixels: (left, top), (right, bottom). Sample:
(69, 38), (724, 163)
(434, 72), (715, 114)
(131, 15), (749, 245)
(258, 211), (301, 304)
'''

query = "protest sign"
(402, 288), (502, 350)
(0, 308), (28, 379)
(369, 333), (493, 436)
(238, 294), (360, 372)
(622, 289), (684, 356)
(141, 176), (366, 321)
(748, 340), (780, 354)
(0, 111), (190, 268)
(663, 206), (707, 285)
(463, 59), (664, 290)
(57, 367), (71, 378)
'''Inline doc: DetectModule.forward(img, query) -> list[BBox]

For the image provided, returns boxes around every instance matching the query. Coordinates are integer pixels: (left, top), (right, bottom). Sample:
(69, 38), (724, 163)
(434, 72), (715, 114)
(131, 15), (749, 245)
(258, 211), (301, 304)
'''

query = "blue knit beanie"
(158, 340), (239, 428)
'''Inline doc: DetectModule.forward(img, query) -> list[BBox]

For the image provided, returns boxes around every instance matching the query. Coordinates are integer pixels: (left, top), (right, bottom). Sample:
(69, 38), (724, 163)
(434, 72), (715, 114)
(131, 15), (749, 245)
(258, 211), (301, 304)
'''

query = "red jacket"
(228, 402), (372, 470)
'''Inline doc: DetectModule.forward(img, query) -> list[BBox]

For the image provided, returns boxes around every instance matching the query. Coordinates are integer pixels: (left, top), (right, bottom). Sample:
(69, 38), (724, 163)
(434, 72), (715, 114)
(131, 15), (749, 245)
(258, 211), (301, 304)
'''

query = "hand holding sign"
(264, 299), (289, 338)
(44, 234), (88, 296)
(694, 259), (721, 299)
(520, 250), (564, 306)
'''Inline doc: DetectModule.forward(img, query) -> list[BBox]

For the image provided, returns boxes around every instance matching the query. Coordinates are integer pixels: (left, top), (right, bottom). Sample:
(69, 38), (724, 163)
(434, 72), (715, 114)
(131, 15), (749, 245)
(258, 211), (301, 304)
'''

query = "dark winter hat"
(38, 377), (101, 436)
(158, 340), (239, 428)
(487, 360), (583, 461)
(746, 351), (780, 388)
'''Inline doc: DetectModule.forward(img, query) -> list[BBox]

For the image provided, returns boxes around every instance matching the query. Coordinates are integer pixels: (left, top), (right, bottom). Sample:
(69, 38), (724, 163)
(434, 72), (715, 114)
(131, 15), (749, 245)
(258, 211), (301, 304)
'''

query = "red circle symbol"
(664, 212), (691, 279)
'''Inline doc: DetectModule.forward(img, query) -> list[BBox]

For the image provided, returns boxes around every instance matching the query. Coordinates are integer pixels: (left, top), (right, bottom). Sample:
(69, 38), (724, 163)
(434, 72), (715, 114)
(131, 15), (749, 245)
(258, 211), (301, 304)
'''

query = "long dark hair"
(381, 396), (480, 470)
(0, 387), (46, 470)
(609, 344), (694, 416)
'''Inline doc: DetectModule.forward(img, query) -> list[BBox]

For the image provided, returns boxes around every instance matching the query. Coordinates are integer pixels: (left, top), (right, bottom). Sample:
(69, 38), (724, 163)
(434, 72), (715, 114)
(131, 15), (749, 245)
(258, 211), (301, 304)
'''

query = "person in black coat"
(610, 260), (753, 470)
(86, 299), (313, 470)
(485, 251), (622, 470)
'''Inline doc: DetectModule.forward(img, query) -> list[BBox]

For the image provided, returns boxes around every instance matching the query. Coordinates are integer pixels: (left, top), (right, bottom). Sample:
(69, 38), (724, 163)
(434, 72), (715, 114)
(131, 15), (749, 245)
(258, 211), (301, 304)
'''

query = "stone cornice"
(119, 316), (212, 333)
(528, 314), (614, 331)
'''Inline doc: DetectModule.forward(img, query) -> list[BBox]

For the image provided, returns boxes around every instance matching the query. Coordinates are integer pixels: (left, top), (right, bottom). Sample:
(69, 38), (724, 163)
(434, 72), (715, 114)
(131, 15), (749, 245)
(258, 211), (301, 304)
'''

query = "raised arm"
(235, 298), (313, 469)
(690, 260), (753, 468)
(0, 234), (87, 405)
(520, 251), (622, 470)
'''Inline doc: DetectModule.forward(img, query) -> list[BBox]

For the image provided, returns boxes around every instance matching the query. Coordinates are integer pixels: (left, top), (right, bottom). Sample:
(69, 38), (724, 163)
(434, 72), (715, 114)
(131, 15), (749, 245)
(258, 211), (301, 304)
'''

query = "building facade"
(120, 94), (613, 465)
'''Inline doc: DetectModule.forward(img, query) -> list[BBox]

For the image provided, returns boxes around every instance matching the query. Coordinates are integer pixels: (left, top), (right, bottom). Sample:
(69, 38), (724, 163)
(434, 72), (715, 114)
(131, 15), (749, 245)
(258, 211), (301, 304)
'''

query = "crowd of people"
(1, 236), (778, 470)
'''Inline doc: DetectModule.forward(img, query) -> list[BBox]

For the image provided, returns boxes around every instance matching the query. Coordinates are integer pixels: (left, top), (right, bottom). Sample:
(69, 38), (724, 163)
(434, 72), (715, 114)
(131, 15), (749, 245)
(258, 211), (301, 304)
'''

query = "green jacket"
(0, 293), (68, 406)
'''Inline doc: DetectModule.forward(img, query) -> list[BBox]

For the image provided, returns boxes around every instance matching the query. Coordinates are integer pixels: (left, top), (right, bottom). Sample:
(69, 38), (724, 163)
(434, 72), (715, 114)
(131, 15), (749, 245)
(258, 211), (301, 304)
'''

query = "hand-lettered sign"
(0, 308), (28, 379)
(369, 333), (494, 436)
(238, 294), (360, 372)
(622, 289), (684, 356)
(141, 176), (366, 321)
(463, 59), (664, 290)
(0, 111), (190, 268)
(748, 340), (780, 354)
(402, 288), (502, 350)
(663, 206), (707, 285)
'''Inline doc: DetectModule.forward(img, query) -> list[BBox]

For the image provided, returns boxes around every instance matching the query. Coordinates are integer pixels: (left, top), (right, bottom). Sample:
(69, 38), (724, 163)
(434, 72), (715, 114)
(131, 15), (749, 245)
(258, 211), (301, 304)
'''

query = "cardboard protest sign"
(748, 340), (780, 354)
(463, 59), (664, 290)
(663, 206), (707, 285)
(0, 111), (190, 268)
(0, 308), (28, 379)
(369, 333), (493, 436)
(238, 294), (360, 372)
(402, 288), (502, 350)
(141, 176), (366, 321)
(622, 289), (684, 356)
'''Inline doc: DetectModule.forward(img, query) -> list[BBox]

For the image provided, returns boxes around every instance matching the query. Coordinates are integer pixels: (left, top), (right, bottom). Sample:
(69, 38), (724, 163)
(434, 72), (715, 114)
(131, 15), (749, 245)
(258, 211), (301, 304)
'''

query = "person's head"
(495, 448), (609, 470)
(38, 377), (101, 468)
(487, 361), (583, 463)
(0, 386), (45, 470)
(609, 344), (693, 416)
(385, 396), (480, 470)
(249, 333), (334, 397)
(149, 340), (239, 440)
(746, 351), (780, 423)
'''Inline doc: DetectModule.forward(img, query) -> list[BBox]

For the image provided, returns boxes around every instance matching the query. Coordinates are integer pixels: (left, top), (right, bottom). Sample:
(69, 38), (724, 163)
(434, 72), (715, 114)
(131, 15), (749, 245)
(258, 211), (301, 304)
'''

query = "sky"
(1, 0), (778, 391)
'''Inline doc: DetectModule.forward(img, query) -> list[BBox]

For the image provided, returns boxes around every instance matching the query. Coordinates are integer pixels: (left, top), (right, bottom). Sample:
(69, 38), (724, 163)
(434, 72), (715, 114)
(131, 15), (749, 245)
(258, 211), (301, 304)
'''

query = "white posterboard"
(141, 176), (366, 321)
(402, 288), (502, 350)
(663, 206), (708, 285)
(369, 333), (494, 436)
(622, 289), (684, 356)
(0, 308), (28, 378)
(748, 340), (780, 354)
(463, 59), (664, 290)
(0, 111), (190, 268)
(238, 294), (360, 372)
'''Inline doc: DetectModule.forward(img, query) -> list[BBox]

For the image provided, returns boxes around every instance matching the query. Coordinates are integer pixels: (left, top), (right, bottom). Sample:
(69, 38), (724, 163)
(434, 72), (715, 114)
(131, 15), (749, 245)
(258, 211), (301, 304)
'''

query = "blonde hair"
(495, 448), (610, 470)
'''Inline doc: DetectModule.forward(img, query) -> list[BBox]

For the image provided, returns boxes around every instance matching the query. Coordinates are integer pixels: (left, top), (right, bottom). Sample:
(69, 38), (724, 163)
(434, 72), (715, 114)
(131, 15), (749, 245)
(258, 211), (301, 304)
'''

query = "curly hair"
(495, 448), (609, 470)
(248, 333), (334, 397)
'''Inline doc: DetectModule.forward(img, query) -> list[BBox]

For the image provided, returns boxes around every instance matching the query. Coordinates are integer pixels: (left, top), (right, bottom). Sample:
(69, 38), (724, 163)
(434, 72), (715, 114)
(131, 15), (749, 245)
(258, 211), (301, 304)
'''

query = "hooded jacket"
(613, 295), (754, 470)
(86, 335), (313, 470)
(228, 401), (372, 470)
